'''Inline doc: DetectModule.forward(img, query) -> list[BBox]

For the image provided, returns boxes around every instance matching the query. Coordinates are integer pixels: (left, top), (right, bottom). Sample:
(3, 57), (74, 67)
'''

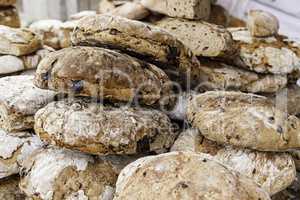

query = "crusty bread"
(71, 15), (201, 80)
(0, 130), (43, 179)
(0, 176), (25, 200)
(141, 0), (211, 20)
(171, 129), (296, 195)
(187, 91), (300, 151)
(114, 152), (270, 200)
(0, 0), (16, 6)
(34, 46), (173, 106)
(157, 18), (236, 57)
(20, 148), (118, 200)
(0, 75), (56, 132)
(0, 25), (41, 56)
(34, 98), (176, 155)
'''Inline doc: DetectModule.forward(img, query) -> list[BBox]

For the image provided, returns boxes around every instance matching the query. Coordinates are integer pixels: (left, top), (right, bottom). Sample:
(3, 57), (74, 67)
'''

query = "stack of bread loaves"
(0, 0), (299, 199)
(0, 25), (54, 76)
(0, 0), (20, 28)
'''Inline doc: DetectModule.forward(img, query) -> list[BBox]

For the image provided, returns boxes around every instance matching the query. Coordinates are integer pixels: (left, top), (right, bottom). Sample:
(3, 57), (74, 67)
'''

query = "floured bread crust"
(29, 20), (63, 50)
(229, 28), (300, 75)
(0, 75), (56, 132)
(20, 148), (118, 200)
(171, 129), (296, 195)
(0, 6), (20, 28)
(71, 15), (201, 81)
(195, 59), (287, 93)
(141, 0), (211, 20)
(114, 152), (271, 200)
(0, 175), (25, 200)
(0, 25), (41, 56)
(34, 46), (173, 106)
(0, 129), (43, 179)
(247, 10), (279, 37)
(0, 47), (53, 75)
(157, 17), (236, 57)
(187, 91), (300, 151)
(34, 98), (176, 155)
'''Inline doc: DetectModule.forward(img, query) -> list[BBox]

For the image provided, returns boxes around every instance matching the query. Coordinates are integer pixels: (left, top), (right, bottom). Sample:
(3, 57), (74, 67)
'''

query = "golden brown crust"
(0, 6), (20, 28)
(35, 46), (173, 106)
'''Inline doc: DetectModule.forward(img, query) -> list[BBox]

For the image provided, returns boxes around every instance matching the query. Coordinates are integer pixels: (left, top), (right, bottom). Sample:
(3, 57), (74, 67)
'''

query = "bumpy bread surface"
(171, 129), (296, 195)
(71, 15), (201, 76)
(20, 148), (118, 200)
(34, 98), (176, 155)
(195, 59), (287, 93)
(114, 151), (270, 200)
(0, 47), (53, 75)
(0, 6), (20, 28)
(247, 10), (279, 37)
(34, 46), (173, 106)
(0, 75), (56, 132)
(0, 176), (26, 200)
(187, 91), (300, 151)
(141, 0), (211, 20)
(157, 17), (236, 57)
(0, 0), (16, 6)
(0, 129), (43, 179)
(229, 28), (300, 75)
(0, 25), (41, 56)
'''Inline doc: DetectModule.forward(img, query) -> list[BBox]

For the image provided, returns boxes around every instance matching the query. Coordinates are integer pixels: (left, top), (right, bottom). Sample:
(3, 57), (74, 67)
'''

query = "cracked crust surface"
(0, 6), (20, 28)
(71, 15), (201, 79)
(0, 129), (43, 179)
(0, 75), (56, 132)
(34, 98), (176, 155)
(20, 148), (118, 200)
(229, 28), (300, 75)
(0, 25), (41, 56)
(157, 17), (236, 57)
(247, 10), (279, 37)
(195, 59), (287, 93)
(34, 46), (173, 106)
(187, 91), (300, 151)
(171, 129), (296, 195)
(114, 151), (270, 200)
(140, 0), (211, 20)
(0, 176), (25, 200)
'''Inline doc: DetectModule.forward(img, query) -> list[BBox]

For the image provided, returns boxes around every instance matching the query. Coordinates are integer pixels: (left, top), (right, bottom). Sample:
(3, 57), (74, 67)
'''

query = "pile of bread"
(0, 0), (300, 199)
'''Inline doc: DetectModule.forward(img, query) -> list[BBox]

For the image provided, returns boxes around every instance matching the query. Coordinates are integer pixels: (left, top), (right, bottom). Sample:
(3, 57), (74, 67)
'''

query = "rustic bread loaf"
(229, 27), (300, 75)
(187, 91), (300, 151)
(34, 46), (173, 106)
(0, 130), (43, 179)
(195, 59), (287, 93)
(0, 25), (41, 56)
(20, 148), (118, 200)
(71, 15), (201, 80)
(0, 75), (56, 132)
(114, 152), (271, 200)
(157, 17), (236, 57)
(171, 129), (296, 195)
(141, 0), (211, 20)
(247, 10), (279, 37)
(34, 98), (176, 155)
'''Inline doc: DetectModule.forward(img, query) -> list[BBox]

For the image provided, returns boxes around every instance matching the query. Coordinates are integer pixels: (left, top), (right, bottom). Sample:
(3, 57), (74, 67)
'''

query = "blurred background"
(16, 0), (300, 37)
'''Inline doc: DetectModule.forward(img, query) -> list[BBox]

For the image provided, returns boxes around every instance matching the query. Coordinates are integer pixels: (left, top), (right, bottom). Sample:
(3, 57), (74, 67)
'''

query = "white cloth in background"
(216, 0), (300, 38)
